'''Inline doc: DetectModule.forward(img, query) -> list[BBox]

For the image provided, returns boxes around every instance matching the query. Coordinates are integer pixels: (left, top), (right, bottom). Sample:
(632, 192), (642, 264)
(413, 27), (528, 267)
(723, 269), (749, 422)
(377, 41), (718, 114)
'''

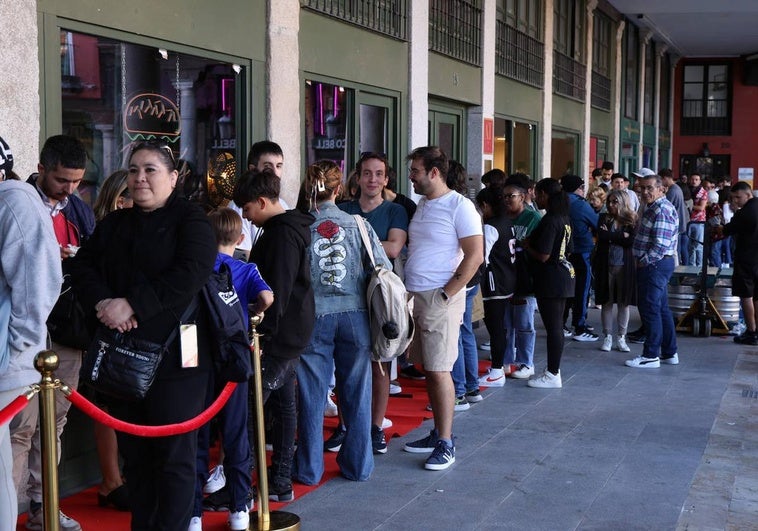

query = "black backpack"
(201, 262), (253, 382)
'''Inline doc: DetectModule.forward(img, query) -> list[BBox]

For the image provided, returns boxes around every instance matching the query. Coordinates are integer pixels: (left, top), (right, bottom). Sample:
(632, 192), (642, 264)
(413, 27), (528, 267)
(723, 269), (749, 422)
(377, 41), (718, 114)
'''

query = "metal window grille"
(429, 0), (482, 65)
(591, 70), (611, 110)
(553, 50), (586, 101)
(496, 21), (544, 88)
(301, 0), (408, 40)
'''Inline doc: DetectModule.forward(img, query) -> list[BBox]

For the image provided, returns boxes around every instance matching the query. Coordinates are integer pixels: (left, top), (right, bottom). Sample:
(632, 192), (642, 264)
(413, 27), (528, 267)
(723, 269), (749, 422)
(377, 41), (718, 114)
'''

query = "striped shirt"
(632, 196), (678, 266)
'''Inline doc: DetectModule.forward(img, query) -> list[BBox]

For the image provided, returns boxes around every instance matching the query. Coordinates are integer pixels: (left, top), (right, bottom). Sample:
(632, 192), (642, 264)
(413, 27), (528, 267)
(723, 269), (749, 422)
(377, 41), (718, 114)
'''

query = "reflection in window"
(59, 30), (242, 208)
(304, 81), (350, 172)
(493, 118), (535, 177)
(551, 130), (577, 178)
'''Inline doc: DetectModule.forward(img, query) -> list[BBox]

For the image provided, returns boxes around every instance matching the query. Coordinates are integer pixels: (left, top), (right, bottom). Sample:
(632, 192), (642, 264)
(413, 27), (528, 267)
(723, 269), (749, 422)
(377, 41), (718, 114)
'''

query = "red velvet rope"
(65, 382), (237, 437)
(0, 395), (30, 427)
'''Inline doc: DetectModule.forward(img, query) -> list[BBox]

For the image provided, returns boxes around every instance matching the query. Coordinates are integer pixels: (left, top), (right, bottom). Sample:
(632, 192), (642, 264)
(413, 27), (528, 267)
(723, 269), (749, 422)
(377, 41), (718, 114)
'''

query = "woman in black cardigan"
(70, 140), (217, 530)
(593, 189), (638, 353)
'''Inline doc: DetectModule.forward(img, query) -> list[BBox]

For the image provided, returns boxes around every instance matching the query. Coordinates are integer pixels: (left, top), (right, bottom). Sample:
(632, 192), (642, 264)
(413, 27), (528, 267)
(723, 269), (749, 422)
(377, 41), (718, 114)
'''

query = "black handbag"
(47, 273), (91, 350)
(80, 326), (169, 401)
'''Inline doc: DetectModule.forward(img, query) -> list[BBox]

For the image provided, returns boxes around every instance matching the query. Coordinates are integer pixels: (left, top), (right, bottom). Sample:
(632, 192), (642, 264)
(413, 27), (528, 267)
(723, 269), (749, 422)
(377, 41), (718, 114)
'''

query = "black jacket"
(249, 209), (315, 359)
(70, 192), (217, 377)
(592, 213), (637, 305)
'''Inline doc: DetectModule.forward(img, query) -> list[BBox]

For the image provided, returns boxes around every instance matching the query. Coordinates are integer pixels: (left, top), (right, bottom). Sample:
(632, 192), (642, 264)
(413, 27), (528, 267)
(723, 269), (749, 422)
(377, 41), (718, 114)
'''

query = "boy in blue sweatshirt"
(191, 208), (273, 531)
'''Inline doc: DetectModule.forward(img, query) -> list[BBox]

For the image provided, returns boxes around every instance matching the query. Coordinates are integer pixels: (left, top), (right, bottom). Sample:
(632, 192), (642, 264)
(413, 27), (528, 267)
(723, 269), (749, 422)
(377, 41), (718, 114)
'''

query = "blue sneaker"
(424, 439), (455, 470)
(403, 429), (439, 453)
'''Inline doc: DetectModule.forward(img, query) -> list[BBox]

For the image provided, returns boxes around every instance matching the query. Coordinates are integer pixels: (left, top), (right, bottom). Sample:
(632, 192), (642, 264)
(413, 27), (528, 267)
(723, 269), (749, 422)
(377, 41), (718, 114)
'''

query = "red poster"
(483, 118), (494, 155)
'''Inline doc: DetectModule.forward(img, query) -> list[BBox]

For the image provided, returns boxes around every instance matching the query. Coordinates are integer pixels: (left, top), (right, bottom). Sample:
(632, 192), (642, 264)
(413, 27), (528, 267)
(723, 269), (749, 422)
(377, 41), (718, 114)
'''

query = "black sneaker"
(400, 365), (426, 380)
(573, 328), (599, 342)
(324, 425), (346, 453)
(202, 485), (255, 512)
(734, 331), (758, 345)
(464, 389), (483, 403)
(627, 327), (646, 343)
(268, 478), (294, 502)
(371, 425), (388, 454)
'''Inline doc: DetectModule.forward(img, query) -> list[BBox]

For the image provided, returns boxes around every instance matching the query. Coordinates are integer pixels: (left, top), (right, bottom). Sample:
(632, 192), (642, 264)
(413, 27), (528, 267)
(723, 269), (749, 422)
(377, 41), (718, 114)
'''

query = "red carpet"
(16, 371), (434, 530)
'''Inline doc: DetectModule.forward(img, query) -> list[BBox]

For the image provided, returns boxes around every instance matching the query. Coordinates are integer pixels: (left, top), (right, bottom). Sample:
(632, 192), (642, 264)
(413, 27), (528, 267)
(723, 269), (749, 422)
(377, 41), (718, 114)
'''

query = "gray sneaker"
(26, 508), (82, 531)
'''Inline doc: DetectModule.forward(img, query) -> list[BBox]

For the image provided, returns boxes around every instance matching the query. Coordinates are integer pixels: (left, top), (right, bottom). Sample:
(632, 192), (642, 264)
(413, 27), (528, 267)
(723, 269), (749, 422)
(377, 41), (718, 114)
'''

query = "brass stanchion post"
(249, 315), (300, 531)
(34, 350), (61, 531)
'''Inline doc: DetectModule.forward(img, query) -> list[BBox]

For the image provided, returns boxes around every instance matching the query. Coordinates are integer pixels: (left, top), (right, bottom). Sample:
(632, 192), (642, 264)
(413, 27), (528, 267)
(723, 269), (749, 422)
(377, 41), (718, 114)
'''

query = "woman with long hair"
(524, 178), (575, 388)
(294, 160), (391, 485)
(593, 189), (638, 352)
(92, 170), (132, 222)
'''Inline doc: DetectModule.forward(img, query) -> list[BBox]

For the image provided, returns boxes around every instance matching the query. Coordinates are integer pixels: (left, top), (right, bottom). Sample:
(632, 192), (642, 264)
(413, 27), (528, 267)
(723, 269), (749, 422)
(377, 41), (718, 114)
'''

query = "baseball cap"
(0, 136), (13, 178)
(631, 167), (656, 178)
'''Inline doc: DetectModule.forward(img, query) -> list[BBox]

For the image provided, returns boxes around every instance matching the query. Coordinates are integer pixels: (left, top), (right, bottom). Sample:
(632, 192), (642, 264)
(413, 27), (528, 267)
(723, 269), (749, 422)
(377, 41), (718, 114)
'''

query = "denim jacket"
(309, 202), (391, 317)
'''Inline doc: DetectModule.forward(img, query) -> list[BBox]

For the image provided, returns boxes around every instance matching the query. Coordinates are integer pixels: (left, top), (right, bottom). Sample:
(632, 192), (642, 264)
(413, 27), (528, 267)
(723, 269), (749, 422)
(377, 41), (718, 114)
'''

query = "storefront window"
(493, 117), (535, 177)
(60, 30), (243, 207)
(550, 129), (577, 178)
(304, 81), (351, 172)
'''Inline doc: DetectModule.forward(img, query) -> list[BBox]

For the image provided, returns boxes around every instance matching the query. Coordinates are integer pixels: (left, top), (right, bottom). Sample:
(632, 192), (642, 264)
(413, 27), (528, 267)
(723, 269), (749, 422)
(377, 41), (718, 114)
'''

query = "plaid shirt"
(633, 196), (678, 266)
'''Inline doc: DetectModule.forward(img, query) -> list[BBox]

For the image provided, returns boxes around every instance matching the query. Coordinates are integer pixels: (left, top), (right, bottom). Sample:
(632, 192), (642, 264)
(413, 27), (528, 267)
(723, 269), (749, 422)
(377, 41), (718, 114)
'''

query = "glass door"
(428, 101), (465, 163)
(356, 91), (396, 169)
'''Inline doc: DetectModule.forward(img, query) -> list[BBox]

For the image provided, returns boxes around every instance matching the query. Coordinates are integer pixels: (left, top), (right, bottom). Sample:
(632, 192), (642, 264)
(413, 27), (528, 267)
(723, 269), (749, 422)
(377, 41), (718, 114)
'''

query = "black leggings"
(537, 297), (568, 375)
(483, 299), (507, 369)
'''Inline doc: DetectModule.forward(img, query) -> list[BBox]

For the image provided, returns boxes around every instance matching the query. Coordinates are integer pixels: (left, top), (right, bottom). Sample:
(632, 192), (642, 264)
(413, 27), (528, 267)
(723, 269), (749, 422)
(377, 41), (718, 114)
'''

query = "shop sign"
(313, 137), (347, 150)
(124, 93), (181, 141)
(483, 118), (494, 155)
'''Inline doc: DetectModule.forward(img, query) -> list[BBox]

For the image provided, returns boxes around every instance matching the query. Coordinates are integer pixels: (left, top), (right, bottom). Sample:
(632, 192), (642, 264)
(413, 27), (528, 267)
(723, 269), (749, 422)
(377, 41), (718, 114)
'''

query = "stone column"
(467, 0), (496, 183)
(267, 0), (301, 206)
(540, 0), (555, 179)
(612, 20), (625, 166)
(407, 0), (429, 200)
(582, 0), (598, 184)
(638, 30), (652, 166)
(653, 45), (667, 170)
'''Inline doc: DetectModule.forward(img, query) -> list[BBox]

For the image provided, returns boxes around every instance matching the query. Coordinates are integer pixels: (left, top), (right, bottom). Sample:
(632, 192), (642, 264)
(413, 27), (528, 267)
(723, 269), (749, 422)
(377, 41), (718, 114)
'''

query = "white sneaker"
(229, 510), (250, 531)
(661, 353), (679, 365)
(600, 334), (612, 352)
(527, 369), (562, 388)
(188, 516), (202, 531)
(477, 367), (505, 387)
(616, 336), (630, 352)
(381, 417), (393, 429)
(479, 340), (491, 351)
(625, 356), (660, 368)
(324, 393), (338, 417)
(203, 465), (225, 494)
(511, 364), (534, 379)
(389, 381), (402, 395)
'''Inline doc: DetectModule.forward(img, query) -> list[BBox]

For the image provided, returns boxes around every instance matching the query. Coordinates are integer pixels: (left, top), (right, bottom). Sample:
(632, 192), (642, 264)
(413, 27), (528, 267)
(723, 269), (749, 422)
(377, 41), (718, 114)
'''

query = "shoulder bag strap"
(353, 214), (376, 268)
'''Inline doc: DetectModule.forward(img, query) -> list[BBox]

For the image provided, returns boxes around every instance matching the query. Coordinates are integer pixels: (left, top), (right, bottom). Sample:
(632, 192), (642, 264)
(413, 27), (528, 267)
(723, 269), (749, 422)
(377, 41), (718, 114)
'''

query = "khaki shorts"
(408, 287), (465, 372)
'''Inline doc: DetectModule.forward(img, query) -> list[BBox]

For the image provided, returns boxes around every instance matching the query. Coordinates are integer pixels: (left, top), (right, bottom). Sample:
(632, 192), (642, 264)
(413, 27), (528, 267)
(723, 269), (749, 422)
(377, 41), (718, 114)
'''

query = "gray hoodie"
(0, 181), (62, 392)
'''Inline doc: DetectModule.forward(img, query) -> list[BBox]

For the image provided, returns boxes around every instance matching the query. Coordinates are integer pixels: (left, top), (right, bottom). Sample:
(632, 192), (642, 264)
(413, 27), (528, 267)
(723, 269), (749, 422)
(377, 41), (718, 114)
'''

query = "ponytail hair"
(302, 160), (343, 210)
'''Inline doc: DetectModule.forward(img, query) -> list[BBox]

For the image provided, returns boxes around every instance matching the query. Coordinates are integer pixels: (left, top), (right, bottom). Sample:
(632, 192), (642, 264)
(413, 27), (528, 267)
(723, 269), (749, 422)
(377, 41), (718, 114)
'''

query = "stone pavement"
(283, 310), (758, 530)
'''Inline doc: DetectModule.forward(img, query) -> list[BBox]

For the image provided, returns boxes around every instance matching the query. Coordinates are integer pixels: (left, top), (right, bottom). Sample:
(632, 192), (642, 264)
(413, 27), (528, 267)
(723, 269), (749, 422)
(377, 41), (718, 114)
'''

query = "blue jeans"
(679, 232), (690, 266)
(194, 378), (251, 515)
(709, 238), (724, 267)
(504, 296), (537, 367)
(688, 222), (704, 267)
(636, 257), (678, 359)
(294, 310), (373, 485)
(453, 285), (479, 396)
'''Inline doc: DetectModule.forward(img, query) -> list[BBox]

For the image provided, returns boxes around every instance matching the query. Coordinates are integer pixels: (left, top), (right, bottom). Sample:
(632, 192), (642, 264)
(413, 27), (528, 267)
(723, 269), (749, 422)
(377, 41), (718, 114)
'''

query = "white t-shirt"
(405, 191), (482, 292)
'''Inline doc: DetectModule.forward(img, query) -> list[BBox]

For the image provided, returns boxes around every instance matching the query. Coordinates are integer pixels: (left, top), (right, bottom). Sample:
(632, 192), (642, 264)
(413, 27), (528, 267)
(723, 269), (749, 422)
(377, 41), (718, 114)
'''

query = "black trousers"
(483, 299), (508, 368)
(111, 368), (210, 531)
(537, 297), (568, 374)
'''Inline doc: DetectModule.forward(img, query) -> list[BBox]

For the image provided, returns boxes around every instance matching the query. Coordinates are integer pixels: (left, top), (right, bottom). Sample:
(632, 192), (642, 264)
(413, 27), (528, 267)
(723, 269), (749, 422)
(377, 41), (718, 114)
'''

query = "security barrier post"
(35, 350), (61, 531)
(249, 315), (300, 531)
